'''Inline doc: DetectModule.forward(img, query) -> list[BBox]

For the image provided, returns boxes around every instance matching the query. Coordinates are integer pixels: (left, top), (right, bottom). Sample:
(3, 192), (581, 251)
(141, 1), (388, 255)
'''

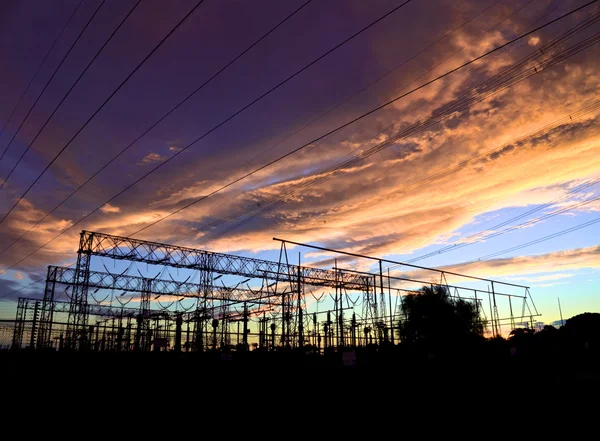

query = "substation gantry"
(11, 231), (538, 352)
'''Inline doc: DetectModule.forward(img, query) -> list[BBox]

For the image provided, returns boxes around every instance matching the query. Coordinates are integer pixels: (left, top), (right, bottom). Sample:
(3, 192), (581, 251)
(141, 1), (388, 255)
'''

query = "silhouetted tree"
(537, 325), (559, 344)
(562, 312), (600, 350)
(540, 324), (559, 334)
(507, 327), (536, 357)
(398, 285), (485, 352)
(508, 327), (535, 342)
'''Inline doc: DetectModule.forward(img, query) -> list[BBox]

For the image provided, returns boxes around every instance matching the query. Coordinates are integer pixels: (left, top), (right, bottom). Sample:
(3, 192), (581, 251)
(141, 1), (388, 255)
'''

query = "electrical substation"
(10, 230), (538, 355)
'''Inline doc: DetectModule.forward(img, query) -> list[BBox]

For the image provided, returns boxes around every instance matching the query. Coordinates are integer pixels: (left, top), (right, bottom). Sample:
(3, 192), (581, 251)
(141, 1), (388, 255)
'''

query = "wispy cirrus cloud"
(401, 246), (600, 284)
(509, 273), (575, 283)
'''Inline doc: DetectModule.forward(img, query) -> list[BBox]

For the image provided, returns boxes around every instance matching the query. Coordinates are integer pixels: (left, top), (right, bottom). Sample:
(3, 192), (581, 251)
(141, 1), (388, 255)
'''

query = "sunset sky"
(0, 0), (598, 329)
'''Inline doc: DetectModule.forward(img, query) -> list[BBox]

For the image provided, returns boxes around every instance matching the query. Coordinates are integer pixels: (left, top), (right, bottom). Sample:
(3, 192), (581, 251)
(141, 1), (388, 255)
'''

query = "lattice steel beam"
(78, 231), (369, 290)
(49, 265), (266, 302)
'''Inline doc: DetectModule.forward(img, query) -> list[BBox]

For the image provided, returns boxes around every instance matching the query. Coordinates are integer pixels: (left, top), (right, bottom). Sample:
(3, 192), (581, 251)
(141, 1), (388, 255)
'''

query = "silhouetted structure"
(9, 231), (536, 358)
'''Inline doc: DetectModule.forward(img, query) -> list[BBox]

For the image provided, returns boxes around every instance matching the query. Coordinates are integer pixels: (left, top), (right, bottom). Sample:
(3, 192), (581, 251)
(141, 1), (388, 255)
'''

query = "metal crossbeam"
(49, 265), (265, 302)
(33, 297), (147, 319)
(79, 231), (369, 290)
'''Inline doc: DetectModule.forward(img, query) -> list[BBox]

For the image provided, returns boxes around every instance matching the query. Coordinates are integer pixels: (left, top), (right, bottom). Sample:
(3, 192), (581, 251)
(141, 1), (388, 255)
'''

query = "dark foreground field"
(3, 344), (600, 396)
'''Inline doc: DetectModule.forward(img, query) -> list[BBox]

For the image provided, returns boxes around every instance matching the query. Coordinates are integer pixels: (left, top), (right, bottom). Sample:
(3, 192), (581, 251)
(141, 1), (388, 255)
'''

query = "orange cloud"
(2, 4), (599, 291)
(100, 203), (121, 214)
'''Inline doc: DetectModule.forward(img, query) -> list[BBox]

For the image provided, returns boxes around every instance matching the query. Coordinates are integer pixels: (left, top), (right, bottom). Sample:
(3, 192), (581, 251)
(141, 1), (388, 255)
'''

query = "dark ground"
(2, 348), (598, 427)
(3, 343), (599, 393)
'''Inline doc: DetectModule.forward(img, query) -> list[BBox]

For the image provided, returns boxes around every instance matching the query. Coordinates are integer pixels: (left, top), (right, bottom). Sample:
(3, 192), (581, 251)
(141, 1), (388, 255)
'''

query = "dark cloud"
(0, 272), (45, 304)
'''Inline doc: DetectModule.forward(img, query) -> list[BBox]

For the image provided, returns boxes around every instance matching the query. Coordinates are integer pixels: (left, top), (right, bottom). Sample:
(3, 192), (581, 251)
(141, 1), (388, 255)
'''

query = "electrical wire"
(0, 276), (45, 299)
(194, 0), (535, 221)
(190, 0), (506, 191)
(0, 0), (143, 190)
(0, 0), (85, 147)
(195, 19), (600, 241)
(448, 215), (600, 264)
(0, 0), (105, 165)
(403, 175), (600, 263)
(410, 191), (600, 264)
(184, 0), (548, 253)
(1, 0), (595, 276)
(131, 1), (600, 239)
(210, 0), (570, 242)
(0, 0), (416, 270)
(0, 0), (206, 219)
(2, 1), (595, 288)
(0, 0), (313, 256)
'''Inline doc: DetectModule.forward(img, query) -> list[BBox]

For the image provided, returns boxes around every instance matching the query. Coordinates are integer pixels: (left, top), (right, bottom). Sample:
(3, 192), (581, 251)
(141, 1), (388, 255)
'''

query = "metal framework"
(11, 230), (540, 353)
(36, 265), (269, 349)
(62, 231), (371, 349)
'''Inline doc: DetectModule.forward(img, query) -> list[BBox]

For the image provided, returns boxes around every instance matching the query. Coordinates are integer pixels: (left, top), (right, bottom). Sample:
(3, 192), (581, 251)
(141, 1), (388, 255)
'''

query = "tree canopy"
(398, 285), (486, 349)
(563, 312), (600, 346)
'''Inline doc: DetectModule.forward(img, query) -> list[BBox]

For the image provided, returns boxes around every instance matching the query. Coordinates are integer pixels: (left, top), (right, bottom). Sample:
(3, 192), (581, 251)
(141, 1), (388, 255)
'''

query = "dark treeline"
(394, 285), (600, 368)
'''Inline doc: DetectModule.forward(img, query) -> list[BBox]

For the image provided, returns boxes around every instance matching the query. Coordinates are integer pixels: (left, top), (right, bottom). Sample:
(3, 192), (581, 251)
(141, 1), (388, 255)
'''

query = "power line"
(0, 0), (206, 221)
(134, 0), (598, 236)
(0, 0), (414, 265)
(301, 0), (568, 225)
(0, 0), (313, 257)
(0, 0), (143, 191)
(162, 0), (519, 238)
(372, 105), (600, 270)
(196, 0), (505, 184)
(0, 277), (45, 300)
(0, 0), (106, 165)
(130, 0), (599, 238)
(0, 0), (512, 268)
(4, 3), (595, 304)
(448, 215), (600, 265)
(397, 189), (600, 265)
(287, 0), (572, 225)
(173, 13), (599, 267)
(0, 0), (85, 145)
(404, 175), (600, 263)
(192, 19), (600, 241)
(479, 216), (600, 260)
(1, 0), (597, 274)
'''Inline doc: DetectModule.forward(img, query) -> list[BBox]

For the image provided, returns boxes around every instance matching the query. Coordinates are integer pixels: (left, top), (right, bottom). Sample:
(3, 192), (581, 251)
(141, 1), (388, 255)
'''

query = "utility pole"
(29, 300), (40, 349)
(335, 259), (339, 349)
(488, 290), (495, 337)
(281, 292), (285, 350)
(379, 260), (385, 342)
(387, 267), (394, 344)
(558, 297), (564, 327)
(242, 302), (249, 350)
(174, 313), (182, 352)
(351, 312), (357, 347)
(298, 253), (303, 348)
(313, 313), (317, 348)
(491, 281), (500, 337)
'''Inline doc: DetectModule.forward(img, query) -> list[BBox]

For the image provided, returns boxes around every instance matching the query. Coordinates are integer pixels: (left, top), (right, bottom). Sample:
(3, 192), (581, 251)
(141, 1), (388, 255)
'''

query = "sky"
(0, 0), (599, 332)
